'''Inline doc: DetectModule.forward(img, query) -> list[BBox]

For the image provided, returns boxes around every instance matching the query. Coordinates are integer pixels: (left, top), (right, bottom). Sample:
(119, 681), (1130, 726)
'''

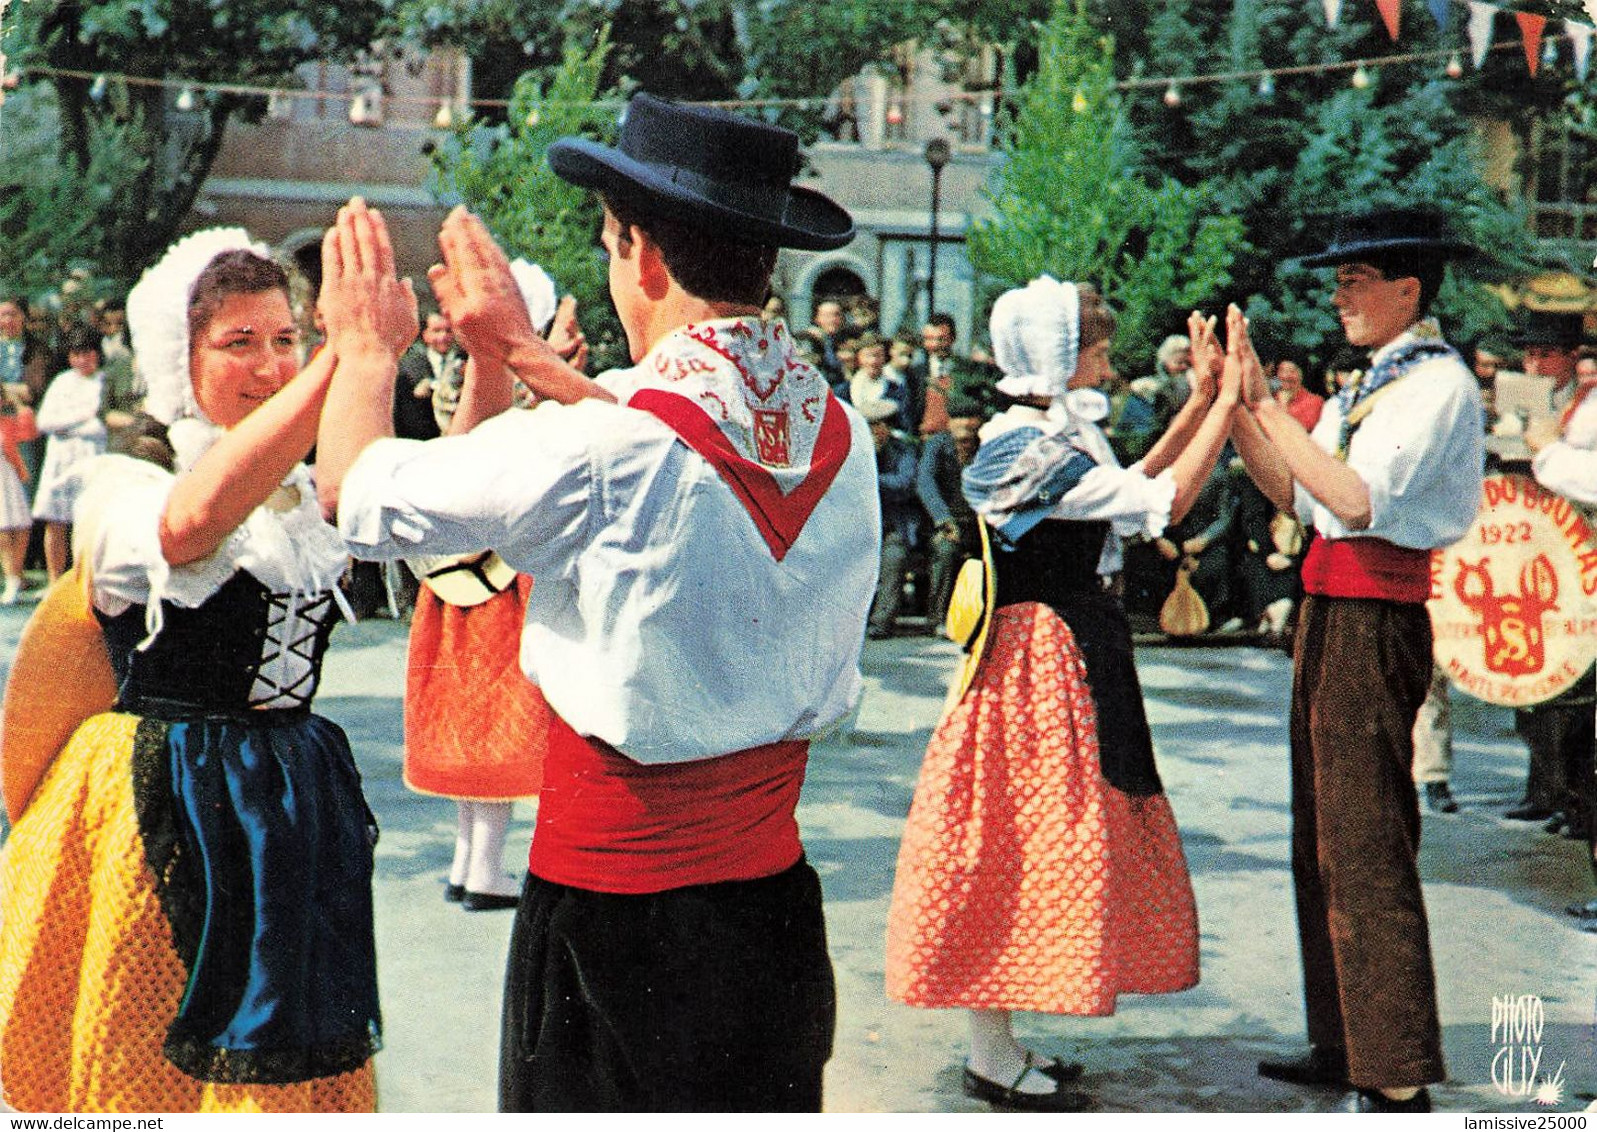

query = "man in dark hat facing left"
(315, 94), (879, 1110)
(1224, 206), (1485, 1113)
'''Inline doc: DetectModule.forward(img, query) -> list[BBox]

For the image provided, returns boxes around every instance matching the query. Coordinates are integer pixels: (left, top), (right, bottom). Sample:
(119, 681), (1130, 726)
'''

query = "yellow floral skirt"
(0, 713), (375, 1112)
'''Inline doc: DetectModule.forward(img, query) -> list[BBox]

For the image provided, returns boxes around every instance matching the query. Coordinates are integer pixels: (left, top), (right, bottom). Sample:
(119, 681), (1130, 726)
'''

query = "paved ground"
(1, 601), (1592, 1113)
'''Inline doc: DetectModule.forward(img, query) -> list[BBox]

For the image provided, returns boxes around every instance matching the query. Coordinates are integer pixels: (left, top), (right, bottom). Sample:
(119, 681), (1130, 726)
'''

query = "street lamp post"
(923, 137), (951, 322)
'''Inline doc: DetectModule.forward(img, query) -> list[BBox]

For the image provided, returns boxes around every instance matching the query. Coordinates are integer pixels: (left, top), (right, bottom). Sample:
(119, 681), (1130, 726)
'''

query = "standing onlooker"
(1231, 207), (1482, 1113)
(1519, 349), (1597, 847)
(850, 332), (912, 433)
(915, 312), (997, 435)
(864, 396), (921, 639)
(1503, 316), (1589, 826)
(393, 309), (447, 442)
(0, 384), (37, 603)
(917, 411), (982, 631)
(801, 297), (848, 396)
(31, 326), (121, 579)
(1143, 334), (1194, 427)
(1411, 667), (1459, 813)
(1272, 357), (1325, 431)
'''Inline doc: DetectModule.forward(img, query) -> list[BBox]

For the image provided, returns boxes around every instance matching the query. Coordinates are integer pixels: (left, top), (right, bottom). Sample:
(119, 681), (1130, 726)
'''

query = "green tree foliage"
(0, 0), (382, 286)
(969, 0), (1241, 371)
(425, 31), (627, 370)
(1124, 0), (1542, 367)
(0, 84), (146, 298)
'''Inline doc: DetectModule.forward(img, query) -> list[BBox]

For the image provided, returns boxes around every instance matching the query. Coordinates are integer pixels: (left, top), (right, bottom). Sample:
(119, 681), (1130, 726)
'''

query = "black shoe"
(1543, 810), (1569, 834)
(1349, 1087), (1431, 1113)
(1035, 1057), (1085, 1084)
(1565, 899), (1597, 918)
(962, 1057), (1091, 1112)
(1563, 822), (1591, 841)
(444, 883), (465, 903)
(1506, 802), (1555, 821)
(461, 891), (520, 912)
(1580, 915), (1597, 934)
(1424, 783), (1459, 814)
(1258, 1046), (1349, 1089)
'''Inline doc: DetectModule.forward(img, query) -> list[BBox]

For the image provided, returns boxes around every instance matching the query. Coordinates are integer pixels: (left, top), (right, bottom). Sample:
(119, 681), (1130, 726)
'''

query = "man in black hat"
(1225, 206), (1484, 1113)
(315, 94), (878, 1111)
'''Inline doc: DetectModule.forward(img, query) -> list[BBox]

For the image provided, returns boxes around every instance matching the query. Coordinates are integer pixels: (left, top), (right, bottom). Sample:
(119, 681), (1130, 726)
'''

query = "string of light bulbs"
(0, 0), (1590, 124)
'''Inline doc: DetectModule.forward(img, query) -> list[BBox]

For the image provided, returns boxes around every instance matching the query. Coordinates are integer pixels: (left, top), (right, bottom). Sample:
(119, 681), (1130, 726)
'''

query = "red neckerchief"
(630, 387), (851, 561)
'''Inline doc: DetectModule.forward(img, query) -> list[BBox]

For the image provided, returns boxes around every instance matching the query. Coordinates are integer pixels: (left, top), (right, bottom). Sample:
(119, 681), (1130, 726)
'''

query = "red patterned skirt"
(403, 577), (549, 800)
(886, 601), (1198, 1015)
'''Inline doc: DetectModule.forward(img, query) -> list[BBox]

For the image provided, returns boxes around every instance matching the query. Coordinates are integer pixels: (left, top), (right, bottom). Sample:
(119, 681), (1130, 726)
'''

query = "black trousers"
(499, 859), (835, 1112)
(1289, 595), (1446, 1089)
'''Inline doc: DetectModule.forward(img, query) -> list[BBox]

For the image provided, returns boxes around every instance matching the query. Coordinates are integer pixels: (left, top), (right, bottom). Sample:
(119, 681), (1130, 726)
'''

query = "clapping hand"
(429, 207), (544, 370)
(1187, 310), (1222, 403)
(547, 294), (590, 373)
(321, 197), (418, 359)
(1224, 304), (1267, 408)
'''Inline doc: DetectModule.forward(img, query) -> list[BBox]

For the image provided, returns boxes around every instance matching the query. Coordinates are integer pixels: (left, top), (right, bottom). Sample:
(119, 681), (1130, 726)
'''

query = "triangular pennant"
(1468, 1), (1496, 68)
(1571, 21), (1593, 81)
(1426, 0), (1449, 31)
(1517, 11), (1547, 75)
(1324, 0), (1342, 27)
(1375, 0), (1402, 39)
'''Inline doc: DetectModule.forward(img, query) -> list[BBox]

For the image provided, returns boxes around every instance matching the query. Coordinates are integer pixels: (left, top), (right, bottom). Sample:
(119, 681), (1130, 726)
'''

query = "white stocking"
(967, 1009), (1055, 1094)
(464, 800), (519, 896)
(448, 800), (472, 888)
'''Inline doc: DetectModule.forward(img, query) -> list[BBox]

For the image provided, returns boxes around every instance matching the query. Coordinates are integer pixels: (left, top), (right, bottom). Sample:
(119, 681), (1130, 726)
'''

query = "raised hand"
(321, 197), (417, 359)
(1225, 304), (1267, 408)
(1187, 310), (1222, 403)
(547, 294), (589, 372)
(429, 207), (538, 369)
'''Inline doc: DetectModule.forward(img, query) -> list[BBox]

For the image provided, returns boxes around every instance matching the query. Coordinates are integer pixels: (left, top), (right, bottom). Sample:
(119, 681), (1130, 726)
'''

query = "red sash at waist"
(1301, 536), (1431, 603)
(527, 713), (808, 894)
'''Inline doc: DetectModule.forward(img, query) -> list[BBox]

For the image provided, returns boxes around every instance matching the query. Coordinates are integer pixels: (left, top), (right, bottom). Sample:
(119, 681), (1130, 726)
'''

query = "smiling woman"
(0, 216), (416, 1113)
(187, 261), (302, 431)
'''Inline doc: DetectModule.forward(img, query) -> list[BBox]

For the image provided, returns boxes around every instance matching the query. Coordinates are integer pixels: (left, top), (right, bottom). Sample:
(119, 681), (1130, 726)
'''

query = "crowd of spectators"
(0, 287), (164, 603)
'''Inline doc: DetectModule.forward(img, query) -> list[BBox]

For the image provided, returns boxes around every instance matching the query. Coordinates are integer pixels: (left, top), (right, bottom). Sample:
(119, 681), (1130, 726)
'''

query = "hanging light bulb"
(1071, 87), (1089, 113)
(1445, 52), (1464, 78)
(433, 100), (453, 129)
(1163, 82), (1182, 107)
(175, 84), (196, 111)
(524, 107), (541, 128)
(267, 89), (290, 119)
(348, 91), (370, 125)
(1350, 61), (1371, 88)
(1257, 72), (1275, 97)
(89, 73), (108, 101)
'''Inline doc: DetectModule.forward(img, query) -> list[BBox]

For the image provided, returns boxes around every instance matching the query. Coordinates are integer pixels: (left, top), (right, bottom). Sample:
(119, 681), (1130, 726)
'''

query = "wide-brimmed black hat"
(1298, 206), (1472, 268)
(1512, 309), (1594, 348)
(548, 93), (854, 251)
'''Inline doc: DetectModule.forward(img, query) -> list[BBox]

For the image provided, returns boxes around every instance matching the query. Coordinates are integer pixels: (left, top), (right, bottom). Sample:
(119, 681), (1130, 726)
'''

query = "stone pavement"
(1, 606), (1592, 1113)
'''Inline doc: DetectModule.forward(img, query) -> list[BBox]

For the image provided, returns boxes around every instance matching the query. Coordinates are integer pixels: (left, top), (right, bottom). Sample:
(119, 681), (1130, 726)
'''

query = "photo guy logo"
(1491, 994), (1565, 1105)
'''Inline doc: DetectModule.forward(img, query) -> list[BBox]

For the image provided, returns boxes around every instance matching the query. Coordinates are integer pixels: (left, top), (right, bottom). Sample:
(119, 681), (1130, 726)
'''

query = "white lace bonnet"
(126, 227), (276, 460)
(991, 275), (1081, 401)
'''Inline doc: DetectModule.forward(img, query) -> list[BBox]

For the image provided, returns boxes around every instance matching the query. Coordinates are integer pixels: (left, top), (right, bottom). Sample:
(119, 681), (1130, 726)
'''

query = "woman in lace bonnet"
(0, 209), (415, 1111)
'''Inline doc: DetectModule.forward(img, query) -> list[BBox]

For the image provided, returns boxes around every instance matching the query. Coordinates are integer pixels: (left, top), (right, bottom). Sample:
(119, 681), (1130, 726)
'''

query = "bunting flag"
(1426, 0), (1449, 31)
(1374, 0), (1402, 39)
(1468, 1), (1497, 68)
(1517, 11), (1547, 75)
(1324, 0), (1342, 28)
(1571, 21), (1593, 81)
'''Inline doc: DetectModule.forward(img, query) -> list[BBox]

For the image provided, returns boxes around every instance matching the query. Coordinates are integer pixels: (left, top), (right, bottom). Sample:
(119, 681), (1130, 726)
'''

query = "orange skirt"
(886, 602), (1198, 1015)
(402, 578), (549, 800)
